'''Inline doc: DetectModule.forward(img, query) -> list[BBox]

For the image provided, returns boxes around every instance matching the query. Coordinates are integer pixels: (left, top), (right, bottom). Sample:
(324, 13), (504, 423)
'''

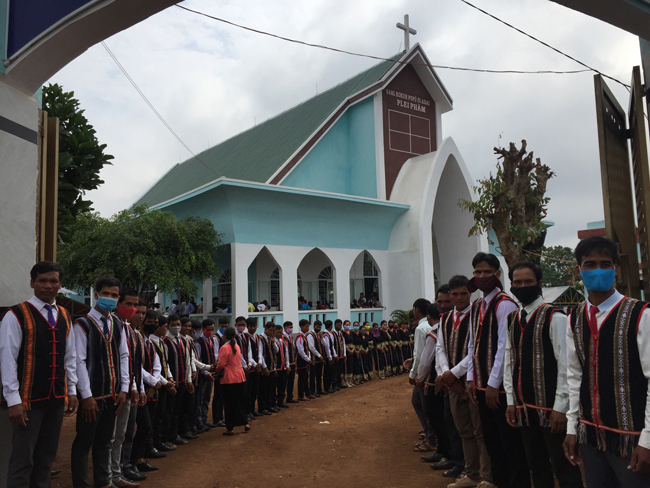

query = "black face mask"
(510, 285), (542, 305)
(143, 323), (158, 335)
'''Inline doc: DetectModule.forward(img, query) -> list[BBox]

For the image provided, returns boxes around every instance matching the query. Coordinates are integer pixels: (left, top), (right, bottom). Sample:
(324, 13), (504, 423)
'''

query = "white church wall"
(374, 92), (387, 200)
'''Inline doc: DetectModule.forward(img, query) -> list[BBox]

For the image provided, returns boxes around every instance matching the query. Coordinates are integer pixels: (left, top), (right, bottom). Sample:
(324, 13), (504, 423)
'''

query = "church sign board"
(382, 64), (436, 198)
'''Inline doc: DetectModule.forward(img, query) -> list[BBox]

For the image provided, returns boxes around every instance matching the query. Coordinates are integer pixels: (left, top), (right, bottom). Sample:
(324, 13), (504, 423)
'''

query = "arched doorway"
(297, 248), (336, 309)
(349, 251), (381, 307)
(247, 247), (282, 310)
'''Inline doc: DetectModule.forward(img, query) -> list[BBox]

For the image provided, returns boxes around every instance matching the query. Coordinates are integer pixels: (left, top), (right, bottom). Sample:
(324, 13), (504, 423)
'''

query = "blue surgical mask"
(193, 330), (202, 339)
(285, 328), (293, 334)
(97, 296), (118, 312)
(581, 268), (616, 292)
(219, 327), (226, 334)
(343, 325), (350, 331)
(352, 326), (359, 331)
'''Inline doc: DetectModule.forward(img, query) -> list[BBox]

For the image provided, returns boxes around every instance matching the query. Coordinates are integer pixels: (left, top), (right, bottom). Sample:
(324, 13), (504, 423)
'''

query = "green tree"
(461, 140), (554, 269)
(391, 309), (411, 324)
(539, 245), (577, 287)
(58, 204), (222, 301)
(42, 83), (114, 242)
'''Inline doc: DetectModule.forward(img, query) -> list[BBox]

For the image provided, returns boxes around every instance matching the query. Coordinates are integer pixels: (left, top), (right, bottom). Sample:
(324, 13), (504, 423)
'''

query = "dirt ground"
(50, 374), (453, 488)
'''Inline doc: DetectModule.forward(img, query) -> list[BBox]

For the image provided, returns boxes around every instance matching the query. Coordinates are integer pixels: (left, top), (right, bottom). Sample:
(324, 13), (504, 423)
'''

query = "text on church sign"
(384, 89), (431, 113)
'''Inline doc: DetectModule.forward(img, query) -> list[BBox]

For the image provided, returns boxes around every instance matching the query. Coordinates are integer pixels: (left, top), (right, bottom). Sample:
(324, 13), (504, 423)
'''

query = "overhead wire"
(101, 41), (218, 176)
(174, 4), (593, 77)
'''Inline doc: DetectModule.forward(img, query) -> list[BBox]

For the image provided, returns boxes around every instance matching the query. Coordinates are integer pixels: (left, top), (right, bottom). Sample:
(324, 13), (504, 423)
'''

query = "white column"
(321, 248), (358, 322)
(202, 278), (212, 319)
(280, 261), (299, 327)
(230, 243), (263, 325)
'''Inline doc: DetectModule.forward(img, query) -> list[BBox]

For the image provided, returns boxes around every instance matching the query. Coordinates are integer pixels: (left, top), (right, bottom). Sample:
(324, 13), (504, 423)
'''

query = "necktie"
(520, 310), (528, 326)
(43, 304), (56, 327)
(588, 305), (600, 335)
(101, 317), (110, 337)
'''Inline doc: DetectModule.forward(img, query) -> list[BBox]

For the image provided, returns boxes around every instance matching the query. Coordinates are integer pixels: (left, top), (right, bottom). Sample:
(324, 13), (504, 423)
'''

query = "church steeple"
(396, 14), (417, 51)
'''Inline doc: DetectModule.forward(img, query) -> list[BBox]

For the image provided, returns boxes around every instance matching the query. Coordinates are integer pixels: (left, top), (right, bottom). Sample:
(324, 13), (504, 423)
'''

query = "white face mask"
(170, 326), (181, 336)
(193, 330), (202, 339)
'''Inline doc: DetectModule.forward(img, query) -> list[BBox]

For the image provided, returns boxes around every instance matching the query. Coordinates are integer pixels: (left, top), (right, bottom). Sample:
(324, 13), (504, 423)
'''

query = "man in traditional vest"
(234, 316), (254, 420)
(71, 277), (130, 488)
(282, 321), (298, 403)
(257, 322), (277, 414)
(435, 275), (493, 488)
(307, 320), (325, 396)
(295, 319), (312, 401)
(273, 325), (290, 409)
(466, 253), (530, 488)
(245, 318), (262, 416)
(194, 318), (219, 431)
(321, 320), (338, 394)
(563, 236), (650, 486)
(410, 298), (435, 453)
(332, 319), (346, 390)
(0, 261), (78, 488)
(503, 261), (583, 488)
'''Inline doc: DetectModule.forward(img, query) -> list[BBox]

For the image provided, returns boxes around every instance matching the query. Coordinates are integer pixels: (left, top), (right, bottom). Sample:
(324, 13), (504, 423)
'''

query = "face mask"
(581, 268), (616, 292)
(116, 302), (137, 319)
(467, 275), (502, 294)
(343, 325), (350, 331)
(352, 326), (359, 331)
(236, 326), (246, 333)
(204, 330), (214, 338)
(219, 327), (226, 334)
(170, 325), (181, 336)
(401, 324), (408, 329)
(193, 330), (202, 339)
(143, 323), (157, 334)
(97, 296), (118, 312)
(285, 327), (293, 334)
(510, 285), (542, 305)
(438, 306), (453, 314)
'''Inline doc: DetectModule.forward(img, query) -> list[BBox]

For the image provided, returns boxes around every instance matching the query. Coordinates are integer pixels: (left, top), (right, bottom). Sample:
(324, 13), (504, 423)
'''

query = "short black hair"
(218, 316), (230, 325)
(138, 300), (147, 307)
(408, 310), (414, 319)
(472, 252), (500, 272)
(324, 320), (333, 329)
(448, 275), (469, 291)
(275, 324), (283, 331)
(95, 277), (122, 294)
(575, 236), (618, 266)
(426, 303), (440, 320)
(508, 261), (543, 282)
(158, 315), (168, 326)
(334, 319), (342, 325)
(168, 313), (180, 323)
(264, 322), (275, 330)
(246, 317), (257, 327)
(30, 261), (64, 281)
(119, 287), (139, 303)
(313, 320), (322, 327)
(191, 319), (203, 330)
(299, 319), (310, 328)
(283, 321), (293, 328)
(412, 298), (431, 316)
(180, 316), (191, 325)
(202, 319), (215, 328)
(235, 316), (247, 324)
(145, 310), (159, 322)
(437, 284), (451, 295)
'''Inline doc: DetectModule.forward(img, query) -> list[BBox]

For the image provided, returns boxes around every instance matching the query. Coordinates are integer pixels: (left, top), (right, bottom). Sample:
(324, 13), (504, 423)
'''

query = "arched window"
(363, 252), (378, 277)
(270, 268), (280, 309)
(213, 269), (232, 306)
(318, 266), (334, 306)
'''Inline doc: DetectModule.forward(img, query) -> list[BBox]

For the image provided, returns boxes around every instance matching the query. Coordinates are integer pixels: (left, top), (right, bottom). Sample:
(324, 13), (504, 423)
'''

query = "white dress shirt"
(435, 304), (472, 378)
(466, 288), (518, 389)
(0, 296), (78, 407)
(409, 317), (432, 380)
(566, 290), (650, 449)
(295, 332), (311, 362)
(307, 332), (322, 360)
(74, 308), (130, 400)
(258, 333), (271, 368)
(503, 296), (570, 413)
(334, 330), (347, 357)
(417, 323), (439, 383)
(142, 333), (162, 388)
(149, 334), (171, 385)
(321, 331), (337, 360)
(237, 332), (255, 369)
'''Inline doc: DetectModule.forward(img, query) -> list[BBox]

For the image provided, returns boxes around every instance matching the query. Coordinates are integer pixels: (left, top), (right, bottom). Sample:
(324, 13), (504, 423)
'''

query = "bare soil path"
(51, 375), (451, 488)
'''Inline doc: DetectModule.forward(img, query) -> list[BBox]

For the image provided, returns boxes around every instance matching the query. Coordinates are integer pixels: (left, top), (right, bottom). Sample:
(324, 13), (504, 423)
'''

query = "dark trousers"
(310, 361), (323, 394)
(425, 389), (454, 459)
(297, 367), (309, 398)
(258, 374), (272, 412)
(413, 386), (435, 446)
(164, 383), (186, 441)
(7, 401), (64, 488)
(131, 401), (154, 463)
(476, 389), (530, 488)
(211, 380), (224, 423)
(519, 411), (583, 488)
(71, 398), (117, 488)
(195, 379), (213, 427)
(247, 372), (259, 413)
(151, 388), (167, 448)
(276, 370), (288, 405)
(178, 387), (194, 435)
(580, 442), (650, 488)
(285, 365), (296, 400)
(323, 360), (333, 391)
(444, 393), (465, 468)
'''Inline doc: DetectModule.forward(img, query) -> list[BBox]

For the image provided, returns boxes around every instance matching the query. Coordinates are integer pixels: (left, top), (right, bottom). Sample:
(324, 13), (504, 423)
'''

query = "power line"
(174, 4), (592, 77)
(457, 0), (631, 89)
(100, 41), (218, 176)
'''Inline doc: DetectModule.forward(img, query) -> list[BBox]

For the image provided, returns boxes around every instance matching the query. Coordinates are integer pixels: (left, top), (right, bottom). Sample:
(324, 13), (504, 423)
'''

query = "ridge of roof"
(135, 51), (406, 208)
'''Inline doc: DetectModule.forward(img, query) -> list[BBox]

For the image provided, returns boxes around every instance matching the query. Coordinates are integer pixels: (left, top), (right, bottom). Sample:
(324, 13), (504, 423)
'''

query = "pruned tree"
(460, 140), (554, 268)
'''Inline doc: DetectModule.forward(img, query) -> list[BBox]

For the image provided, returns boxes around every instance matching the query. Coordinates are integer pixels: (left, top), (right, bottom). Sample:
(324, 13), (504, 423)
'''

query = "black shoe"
(431, 458), (454, 470)
(333, 386), (340, 391)
(144, 448), (167, 459)
(215, 420), (227, 427)
(279, 402), (289, 408)
(253, 411), (263, 417)
(318, 391), (328, 395)
(287, 399), (299, 404)
(123, 467), (147, 482)
(204, 422), (215, 428)
(181, 432), (198, 440)
(247, 414), (256, 421)
(190, 427), (199, 435)
(261, 410), (272, 415)
(326, 388), (335, 394)
(313, 393), (320, 398)
(339, 384), (348, 388)
(155, 443), (176, 452)
(421, 452), (443, 463)
(51, 469), (62, 478)
(196, 425), (208, 434)
(442, 464), (464, 478)
(136, 461), (159, 472)
(172, 436), (188, 445)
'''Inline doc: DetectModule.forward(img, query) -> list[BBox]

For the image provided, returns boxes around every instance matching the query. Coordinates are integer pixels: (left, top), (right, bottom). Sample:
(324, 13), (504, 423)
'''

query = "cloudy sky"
(48, 0), (643, 249)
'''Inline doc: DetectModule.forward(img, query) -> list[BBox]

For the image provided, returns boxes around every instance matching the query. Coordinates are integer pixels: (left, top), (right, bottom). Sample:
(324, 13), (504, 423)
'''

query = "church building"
(137, 41), (483, 327)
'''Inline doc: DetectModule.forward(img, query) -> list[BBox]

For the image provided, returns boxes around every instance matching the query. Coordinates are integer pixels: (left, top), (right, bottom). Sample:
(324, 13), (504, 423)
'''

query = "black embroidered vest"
(440, 310), (472, 384)
(163, 335), (187, 384)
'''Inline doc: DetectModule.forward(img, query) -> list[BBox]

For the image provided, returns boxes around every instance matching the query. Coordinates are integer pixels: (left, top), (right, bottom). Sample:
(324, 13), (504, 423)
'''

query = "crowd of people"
(1, 235), (649, 488)
(406, 237), (650, 488)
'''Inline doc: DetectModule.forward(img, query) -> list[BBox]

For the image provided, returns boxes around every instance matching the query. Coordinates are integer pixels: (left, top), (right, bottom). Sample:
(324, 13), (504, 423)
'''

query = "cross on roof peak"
(396, 14), (416, 51)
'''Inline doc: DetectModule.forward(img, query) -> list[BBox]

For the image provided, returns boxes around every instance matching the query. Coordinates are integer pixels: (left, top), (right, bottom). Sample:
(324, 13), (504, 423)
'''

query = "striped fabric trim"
(17, 303), (36, 407)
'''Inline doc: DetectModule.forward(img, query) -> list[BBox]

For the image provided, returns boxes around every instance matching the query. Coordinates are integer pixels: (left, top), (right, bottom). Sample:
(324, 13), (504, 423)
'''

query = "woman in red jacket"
(215, 327), (250, 435)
